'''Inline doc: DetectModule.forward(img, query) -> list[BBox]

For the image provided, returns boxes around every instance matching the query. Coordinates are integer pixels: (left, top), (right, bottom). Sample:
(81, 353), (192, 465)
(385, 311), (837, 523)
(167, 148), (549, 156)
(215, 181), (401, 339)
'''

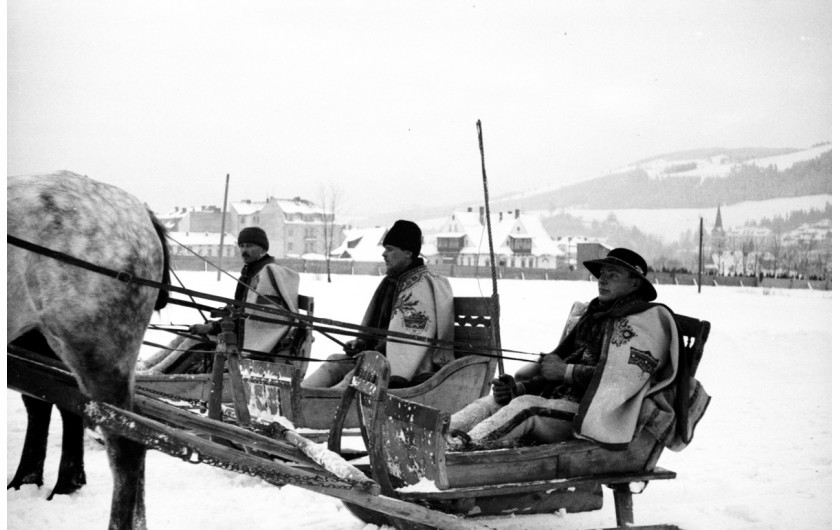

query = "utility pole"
(217, 173), (230, 281)
(697, 217), (703, 293)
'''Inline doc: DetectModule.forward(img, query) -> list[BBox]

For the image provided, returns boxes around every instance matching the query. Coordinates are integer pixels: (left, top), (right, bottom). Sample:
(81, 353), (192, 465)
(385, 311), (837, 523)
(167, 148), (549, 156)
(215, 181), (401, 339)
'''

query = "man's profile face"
(382, 245), (413, 276)
(239, 242), (265, 264)
(597, 264), (639, 303)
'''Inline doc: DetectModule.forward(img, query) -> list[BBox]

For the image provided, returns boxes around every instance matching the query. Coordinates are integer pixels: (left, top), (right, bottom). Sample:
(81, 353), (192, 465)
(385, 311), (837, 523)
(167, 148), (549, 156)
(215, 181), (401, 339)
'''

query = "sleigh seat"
(240, 296), (500, 432)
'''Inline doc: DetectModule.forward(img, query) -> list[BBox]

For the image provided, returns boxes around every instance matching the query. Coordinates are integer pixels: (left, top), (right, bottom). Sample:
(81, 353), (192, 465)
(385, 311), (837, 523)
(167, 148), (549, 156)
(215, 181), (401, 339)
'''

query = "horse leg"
(77, 359), (147, 530)
(48, 407), (87, 499)
(104, 433), (146, 530)
(8, 395), (52, 490)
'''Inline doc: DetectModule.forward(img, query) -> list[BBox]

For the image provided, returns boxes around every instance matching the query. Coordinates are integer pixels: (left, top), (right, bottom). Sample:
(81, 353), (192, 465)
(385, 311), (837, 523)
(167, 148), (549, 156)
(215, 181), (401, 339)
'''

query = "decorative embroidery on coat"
(398, 267), (425, 292)
(393, 291), (430, 332)
(611, 318), (637, 347)
(628, 347), (657, 376)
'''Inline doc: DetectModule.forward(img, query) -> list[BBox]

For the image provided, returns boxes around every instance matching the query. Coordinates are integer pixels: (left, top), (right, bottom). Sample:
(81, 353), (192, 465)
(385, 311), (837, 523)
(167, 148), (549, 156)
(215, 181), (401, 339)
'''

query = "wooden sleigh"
(240, 296), (500, 432)
(135, 294), (316, 405)
(326, 314), (711, 530)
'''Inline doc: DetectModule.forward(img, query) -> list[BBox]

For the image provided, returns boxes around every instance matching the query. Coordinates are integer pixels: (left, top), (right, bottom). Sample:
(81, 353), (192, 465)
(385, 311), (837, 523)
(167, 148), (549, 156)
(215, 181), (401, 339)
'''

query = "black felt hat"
(583, 247), (657, 301)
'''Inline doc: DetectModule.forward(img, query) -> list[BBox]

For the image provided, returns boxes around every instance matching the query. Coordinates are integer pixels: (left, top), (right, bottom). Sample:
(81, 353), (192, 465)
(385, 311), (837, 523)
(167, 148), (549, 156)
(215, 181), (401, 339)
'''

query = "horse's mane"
(148, 210), (171, 310)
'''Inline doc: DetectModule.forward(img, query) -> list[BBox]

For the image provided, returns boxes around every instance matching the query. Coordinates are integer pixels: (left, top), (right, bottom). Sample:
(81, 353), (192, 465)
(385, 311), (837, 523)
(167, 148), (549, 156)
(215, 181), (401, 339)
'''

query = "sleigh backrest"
(452, 297), (496, 358)
(452, 296), (498, 391)
(287, 295), (315, 372)
(672, 313), (711, 378)
(239, 294), (315, 422)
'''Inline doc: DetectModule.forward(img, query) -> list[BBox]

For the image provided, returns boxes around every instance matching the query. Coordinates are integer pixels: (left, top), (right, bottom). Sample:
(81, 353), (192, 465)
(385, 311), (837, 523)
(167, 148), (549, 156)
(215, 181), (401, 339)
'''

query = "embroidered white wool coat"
(242, 264), (300, 355)
(384, 266), (455, 381)
(569, 303), (680, 448)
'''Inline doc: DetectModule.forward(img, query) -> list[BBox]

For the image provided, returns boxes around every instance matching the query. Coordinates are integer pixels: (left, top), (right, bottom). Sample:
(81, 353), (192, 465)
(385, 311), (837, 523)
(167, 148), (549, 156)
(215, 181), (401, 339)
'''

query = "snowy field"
(5, 271), (833, 529)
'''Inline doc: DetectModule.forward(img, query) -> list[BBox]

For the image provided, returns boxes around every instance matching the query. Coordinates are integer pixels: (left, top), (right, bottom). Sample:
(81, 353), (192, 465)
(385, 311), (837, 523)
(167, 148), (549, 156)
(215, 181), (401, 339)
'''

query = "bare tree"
(766, 227), (784, 277)
(316, 183), (344, 283)
(740, 238), (756, 276)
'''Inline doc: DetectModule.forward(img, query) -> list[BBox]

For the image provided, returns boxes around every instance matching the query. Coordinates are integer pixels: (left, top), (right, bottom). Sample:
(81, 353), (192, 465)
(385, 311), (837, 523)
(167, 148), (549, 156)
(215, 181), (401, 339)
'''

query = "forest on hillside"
(496, 151), (831, 212)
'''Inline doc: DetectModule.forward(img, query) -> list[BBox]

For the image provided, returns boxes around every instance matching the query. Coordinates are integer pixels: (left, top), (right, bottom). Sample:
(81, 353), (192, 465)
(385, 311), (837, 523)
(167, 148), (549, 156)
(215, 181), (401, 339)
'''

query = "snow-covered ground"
(6, 271), (833, 529)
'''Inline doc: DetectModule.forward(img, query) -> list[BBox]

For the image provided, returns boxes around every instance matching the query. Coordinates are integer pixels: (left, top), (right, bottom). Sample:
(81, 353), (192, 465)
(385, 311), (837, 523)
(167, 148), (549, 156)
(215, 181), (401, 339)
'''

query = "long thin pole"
(217, 174), (230, 281)
(697, 217), (703, 293)
(476, 120), (504, 376)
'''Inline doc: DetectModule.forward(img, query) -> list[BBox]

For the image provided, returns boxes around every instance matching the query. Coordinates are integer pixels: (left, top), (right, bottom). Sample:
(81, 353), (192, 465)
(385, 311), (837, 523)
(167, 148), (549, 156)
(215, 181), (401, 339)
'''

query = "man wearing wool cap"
(138, 226), (301, 373)
(304, 219), (455, 389)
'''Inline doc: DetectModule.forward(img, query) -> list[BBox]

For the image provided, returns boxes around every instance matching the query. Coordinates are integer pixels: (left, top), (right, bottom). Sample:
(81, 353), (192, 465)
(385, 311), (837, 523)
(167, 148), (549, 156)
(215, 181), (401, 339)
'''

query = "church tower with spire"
(710, 204), (727, 273)
(713, 204), (724, 235)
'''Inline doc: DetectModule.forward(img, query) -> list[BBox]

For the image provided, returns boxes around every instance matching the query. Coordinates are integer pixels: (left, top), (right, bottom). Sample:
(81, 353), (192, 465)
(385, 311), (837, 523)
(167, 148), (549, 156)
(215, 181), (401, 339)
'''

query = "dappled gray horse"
(7, 171), (170, 530)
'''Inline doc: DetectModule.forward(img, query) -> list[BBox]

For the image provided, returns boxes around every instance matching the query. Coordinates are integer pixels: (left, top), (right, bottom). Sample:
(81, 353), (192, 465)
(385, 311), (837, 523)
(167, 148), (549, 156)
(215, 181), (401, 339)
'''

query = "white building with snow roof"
(428, 208), (565, 269)
(330, 226), (388, 262)
(166, 231), (238, 258)
(229, 196), (339, 259)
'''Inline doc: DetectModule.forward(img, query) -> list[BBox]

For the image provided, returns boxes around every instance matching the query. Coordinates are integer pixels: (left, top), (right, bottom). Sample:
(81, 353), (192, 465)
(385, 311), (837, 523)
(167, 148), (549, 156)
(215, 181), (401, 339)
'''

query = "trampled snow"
(5, 271), (833, 529)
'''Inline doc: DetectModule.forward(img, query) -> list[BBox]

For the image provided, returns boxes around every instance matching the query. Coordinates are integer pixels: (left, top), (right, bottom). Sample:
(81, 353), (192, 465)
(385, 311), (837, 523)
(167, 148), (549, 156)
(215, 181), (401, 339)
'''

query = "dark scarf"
(211, 253), (276, 342)
(561, 293), (653, 362)
(362, 257), (425, 352)
(233, 253), (275, 303)
(535, 292), (653, 401)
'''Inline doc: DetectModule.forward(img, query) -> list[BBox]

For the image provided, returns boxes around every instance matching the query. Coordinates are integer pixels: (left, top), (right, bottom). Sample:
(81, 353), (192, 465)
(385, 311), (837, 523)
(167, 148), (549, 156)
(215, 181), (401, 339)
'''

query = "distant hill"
(489, 146), (831, 212)
(631, 147), (799, 166)
(353, 143), (832, 231)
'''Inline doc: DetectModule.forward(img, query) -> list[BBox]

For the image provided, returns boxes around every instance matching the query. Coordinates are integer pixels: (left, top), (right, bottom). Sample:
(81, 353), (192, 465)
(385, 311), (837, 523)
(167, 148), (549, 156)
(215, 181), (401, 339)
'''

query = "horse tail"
(148, 210), (171, 310)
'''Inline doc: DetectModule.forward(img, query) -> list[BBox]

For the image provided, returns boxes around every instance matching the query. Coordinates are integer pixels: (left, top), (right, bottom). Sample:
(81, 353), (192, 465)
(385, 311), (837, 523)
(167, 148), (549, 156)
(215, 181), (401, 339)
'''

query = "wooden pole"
(698, 217), (703, 293)
(217, 173), (230, 281)
(476, 120), (504, 376)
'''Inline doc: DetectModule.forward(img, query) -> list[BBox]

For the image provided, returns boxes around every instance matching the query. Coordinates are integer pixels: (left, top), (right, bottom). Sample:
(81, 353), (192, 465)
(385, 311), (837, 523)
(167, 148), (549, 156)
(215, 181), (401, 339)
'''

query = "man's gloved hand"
(343, 339), (366, 357)
(491, 374), (524, 405)
(540, 355), (569, 382)
(189, 323), (215, 335)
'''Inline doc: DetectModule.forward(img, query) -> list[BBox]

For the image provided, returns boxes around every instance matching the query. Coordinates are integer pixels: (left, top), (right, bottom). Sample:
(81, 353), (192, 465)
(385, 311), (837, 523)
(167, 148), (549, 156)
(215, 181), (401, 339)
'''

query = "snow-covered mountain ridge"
(358, 143), (832, 243)
(617, 143), (832, 179)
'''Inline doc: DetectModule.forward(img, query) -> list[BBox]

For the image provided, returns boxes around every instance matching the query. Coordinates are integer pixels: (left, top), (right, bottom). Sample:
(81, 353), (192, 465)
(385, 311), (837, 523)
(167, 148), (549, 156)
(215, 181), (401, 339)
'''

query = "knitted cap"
(238, 227), (269, 250)
(382, 220), (422, 256)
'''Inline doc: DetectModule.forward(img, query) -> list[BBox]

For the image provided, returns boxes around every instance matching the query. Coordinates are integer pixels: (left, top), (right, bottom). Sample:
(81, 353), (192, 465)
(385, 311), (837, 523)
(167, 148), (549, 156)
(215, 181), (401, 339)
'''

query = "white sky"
(6, 1), (832, 219)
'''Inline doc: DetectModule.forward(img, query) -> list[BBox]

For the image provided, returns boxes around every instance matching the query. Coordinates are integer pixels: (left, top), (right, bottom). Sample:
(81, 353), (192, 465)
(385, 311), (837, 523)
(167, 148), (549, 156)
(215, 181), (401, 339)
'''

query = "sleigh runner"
(325, 313), (711, 529)
(8, 343), (494, 530)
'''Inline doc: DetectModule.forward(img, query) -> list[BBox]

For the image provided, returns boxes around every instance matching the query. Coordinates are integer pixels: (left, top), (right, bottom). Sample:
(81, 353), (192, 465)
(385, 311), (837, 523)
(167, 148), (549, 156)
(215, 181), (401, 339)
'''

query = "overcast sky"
(6, 1), (831, 221)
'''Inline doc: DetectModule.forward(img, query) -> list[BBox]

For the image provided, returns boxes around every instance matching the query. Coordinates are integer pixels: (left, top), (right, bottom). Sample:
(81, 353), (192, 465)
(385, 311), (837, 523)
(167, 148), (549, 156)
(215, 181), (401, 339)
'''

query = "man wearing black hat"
(138, 226), (301, 373)
(303, 220), (455, 388)
(447, 247), (708, 452)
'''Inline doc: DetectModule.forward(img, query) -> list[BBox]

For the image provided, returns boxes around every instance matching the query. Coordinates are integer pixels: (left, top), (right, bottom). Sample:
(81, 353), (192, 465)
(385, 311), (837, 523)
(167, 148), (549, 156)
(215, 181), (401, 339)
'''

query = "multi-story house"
(229, 197), (338, 259)
(166, 231), (238, 259)
(159, 205), (226, 233)
(429, 207), (565, 269)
